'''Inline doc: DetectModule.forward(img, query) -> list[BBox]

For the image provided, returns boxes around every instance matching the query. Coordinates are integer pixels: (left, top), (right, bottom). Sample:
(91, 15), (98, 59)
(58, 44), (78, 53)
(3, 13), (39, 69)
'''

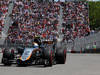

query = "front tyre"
(2, 47), (15, 66)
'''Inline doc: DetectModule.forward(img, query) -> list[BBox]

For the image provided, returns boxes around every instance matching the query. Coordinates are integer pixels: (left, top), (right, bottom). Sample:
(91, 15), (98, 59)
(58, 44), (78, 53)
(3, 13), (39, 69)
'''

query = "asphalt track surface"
(0, 53), (100, 75)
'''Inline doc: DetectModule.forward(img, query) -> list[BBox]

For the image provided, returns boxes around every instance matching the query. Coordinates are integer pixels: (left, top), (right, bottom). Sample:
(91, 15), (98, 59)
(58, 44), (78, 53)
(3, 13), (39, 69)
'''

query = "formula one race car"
(1, 37), (66, 67)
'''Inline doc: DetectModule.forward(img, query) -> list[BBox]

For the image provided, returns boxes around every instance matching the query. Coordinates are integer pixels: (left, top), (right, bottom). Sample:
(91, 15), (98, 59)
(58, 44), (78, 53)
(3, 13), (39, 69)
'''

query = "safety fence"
(72, 33), (100, 53)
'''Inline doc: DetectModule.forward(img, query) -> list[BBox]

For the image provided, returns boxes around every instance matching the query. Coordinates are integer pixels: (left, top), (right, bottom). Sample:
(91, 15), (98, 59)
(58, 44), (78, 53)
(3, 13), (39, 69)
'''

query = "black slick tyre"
(2, 47), (15, 66)
(43, 50), (53, 67)
(56, 49), (66, 64)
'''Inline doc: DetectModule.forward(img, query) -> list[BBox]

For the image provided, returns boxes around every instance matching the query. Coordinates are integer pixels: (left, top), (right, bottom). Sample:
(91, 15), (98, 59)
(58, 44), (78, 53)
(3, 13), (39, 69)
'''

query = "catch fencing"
(72, 33), (100, 53)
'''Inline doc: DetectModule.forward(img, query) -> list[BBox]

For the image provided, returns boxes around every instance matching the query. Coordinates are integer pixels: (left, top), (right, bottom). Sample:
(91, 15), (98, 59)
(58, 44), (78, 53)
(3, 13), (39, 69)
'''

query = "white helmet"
(33, 42), (38, 48)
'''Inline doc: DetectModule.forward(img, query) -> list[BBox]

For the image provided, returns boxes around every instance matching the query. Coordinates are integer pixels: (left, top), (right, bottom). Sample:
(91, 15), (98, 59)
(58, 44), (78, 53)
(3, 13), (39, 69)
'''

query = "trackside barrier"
(70, 33), (100, 53)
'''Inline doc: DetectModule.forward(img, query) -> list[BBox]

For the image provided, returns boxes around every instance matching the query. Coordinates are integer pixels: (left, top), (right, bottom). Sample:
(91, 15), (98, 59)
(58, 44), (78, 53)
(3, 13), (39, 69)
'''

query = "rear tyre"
(56, 49), (66, 64)
(2, 47), (15, 66)
(43, 50), (53, 67)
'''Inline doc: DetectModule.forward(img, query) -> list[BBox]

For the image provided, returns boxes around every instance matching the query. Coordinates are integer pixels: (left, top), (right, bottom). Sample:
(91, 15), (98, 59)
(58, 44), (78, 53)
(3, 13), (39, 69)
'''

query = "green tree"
(89, 1), (100, 30)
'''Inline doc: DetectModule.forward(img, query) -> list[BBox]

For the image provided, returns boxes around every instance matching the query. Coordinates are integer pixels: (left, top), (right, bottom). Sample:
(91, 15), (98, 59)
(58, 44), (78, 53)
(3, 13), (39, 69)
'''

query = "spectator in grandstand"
(62, 1), (90, 39)
(7, 1), (60, 43)
(91, 30), (95, 34)
(0, 0), (9, 32)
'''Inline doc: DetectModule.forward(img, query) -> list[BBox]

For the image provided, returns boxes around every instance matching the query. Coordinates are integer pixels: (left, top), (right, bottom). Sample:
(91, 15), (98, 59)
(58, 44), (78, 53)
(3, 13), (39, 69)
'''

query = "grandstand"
(62, 1), (90, 39)
(0, 0), (9, 38)
(0, 0), (15, 45)
(6, 0), (60, 44)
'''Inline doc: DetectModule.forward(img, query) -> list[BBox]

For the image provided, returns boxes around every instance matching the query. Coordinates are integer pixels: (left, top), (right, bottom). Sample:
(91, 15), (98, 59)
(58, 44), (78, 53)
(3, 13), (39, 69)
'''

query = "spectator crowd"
(62, 1), (90, 39)
(0, 0), (9, 37)
(7, 0), (60, 43)
(6, 0), (91, 43)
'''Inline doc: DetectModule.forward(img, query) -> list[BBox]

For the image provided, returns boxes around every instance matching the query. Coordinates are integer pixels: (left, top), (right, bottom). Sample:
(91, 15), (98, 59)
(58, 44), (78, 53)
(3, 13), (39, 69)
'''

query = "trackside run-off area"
(0, 53), (100, 75)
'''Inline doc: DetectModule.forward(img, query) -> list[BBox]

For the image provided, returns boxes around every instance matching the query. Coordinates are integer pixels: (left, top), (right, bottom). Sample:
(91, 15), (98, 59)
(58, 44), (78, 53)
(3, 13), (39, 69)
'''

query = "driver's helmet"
(33, 42), (39, 48)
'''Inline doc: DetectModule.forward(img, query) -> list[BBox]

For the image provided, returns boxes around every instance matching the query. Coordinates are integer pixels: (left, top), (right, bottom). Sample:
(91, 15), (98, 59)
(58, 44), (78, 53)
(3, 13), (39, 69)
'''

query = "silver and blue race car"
(1, 38), (67, 67)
